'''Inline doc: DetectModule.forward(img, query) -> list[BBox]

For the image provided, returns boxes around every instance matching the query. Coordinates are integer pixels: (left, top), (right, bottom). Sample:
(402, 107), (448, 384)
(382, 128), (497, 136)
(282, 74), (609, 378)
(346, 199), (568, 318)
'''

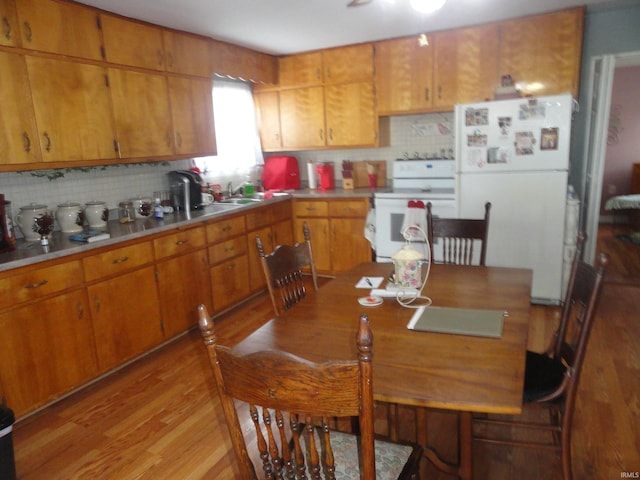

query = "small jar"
(2, 200), (16, 250)
(118, 201), (136, 223)
(130, 196), (152, 217)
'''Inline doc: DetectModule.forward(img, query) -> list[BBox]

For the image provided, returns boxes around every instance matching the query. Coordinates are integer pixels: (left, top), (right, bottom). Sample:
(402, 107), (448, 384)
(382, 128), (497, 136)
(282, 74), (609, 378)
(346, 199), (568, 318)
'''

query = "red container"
(316, 163), (335, 191)
(262, 156), (300, 190)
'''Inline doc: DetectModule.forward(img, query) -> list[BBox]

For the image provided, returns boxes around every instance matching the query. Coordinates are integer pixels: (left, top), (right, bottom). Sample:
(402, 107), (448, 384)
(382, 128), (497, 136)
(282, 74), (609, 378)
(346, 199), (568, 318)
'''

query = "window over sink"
(193, 78), (263, 183)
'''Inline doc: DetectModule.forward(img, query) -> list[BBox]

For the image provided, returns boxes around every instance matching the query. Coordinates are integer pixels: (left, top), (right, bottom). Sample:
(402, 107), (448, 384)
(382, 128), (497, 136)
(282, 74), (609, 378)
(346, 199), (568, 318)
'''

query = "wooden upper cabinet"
(0, 51), (41, 166)
(27, 56), (117, 163)
(325, 81), (376, 147)
(279, 51), (324, 87)
(375, 36), (433, 115)
(323, 44), (374, 84)
(254, 89), (282, 151)
(109, 68), (173, 158)
(0, 0), (19, 46)
(167, 76), (216, 156)
(279, 86), (325, 149)
(499, 7), (584, 98)
(433, 24), (500, 108)
(15, 0), (103, 60)
(100, 13), (165, 71)
(163, 30), (212, 77)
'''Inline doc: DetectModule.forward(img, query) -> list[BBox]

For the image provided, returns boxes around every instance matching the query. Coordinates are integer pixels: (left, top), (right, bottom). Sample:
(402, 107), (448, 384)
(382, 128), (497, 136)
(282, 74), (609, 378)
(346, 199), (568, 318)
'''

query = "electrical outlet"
(608, 184), (617, 195)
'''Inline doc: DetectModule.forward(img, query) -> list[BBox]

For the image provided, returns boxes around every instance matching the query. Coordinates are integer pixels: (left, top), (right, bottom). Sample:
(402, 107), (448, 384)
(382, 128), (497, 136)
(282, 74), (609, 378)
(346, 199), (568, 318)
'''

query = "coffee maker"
(168, 170), (204, 211)
(316, 163), (335, 191)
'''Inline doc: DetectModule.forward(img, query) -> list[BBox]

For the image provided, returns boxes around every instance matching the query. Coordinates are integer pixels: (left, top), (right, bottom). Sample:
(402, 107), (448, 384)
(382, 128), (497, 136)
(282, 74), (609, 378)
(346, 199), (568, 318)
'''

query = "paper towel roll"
(307, 162), (317, 189)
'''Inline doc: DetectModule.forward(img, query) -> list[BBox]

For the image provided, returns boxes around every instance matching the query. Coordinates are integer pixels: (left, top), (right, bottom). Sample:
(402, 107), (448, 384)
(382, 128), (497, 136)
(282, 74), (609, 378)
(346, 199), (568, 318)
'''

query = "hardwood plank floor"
(11, 227), (640, 479)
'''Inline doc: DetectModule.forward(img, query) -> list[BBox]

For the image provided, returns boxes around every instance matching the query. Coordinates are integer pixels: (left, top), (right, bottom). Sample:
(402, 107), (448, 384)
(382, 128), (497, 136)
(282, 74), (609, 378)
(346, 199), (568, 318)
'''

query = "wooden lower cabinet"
(293, 198), (370, 275)
(210, 255), (250, 312)
(156, 249), (211, 338)
(0, 289), (99, 417)
(87, 265), (163, 372)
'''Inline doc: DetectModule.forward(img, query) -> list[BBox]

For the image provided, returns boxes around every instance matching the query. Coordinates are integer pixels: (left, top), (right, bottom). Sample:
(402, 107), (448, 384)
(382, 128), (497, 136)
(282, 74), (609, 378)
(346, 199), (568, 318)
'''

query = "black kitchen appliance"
(168, 170), (204, 211)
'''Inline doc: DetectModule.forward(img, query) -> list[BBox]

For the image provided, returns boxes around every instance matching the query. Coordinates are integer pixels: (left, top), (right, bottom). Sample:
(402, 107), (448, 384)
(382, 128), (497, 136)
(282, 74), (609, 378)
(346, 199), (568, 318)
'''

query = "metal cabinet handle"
(157, 49), (164, 67)
(319, 129), (324, 141)
(23, 21), (32, 42)
(43, 132), (52, 152)
(438, 85), (442, 100)
(224, 246), (235, 253)
(226, 263), (235, 271)
(76, 301), (84, 320)
(112, 256), (129, 264)
(176, 132), (182, 148)
(222, 225), (232, 232)
(24, 279), (48, 289)
(2, 16), (11, 40)
(93, 295), (101, 313)
(175, 239), (189, 246)
(23, 132), (31, 153)
(425, 88), (430, 102)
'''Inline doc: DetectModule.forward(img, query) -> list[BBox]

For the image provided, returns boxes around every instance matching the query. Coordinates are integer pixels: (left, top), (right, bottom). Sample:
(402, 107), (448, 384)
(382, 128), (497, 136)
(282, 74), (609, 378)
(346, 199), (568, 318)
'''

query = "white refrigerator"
(455, 94), (575, 304)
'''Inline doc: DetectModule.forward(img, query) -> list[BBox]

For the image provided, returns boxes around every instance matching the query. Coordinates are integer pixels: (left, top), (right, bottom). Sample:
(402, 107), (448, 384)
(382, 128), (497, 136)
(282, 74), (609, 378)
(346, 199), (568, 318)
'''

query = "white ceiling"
(75, 0), (633, 56)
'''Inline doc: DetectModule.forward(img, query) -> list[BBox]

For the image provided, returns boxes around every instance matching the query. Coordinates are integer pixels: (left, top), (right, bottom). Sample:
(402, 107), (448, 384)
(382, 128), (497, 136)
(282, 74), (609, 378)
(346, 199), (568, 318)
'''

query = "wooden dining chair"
(256, 221), (319, 315)
(197, 305), (423, 479)
(472, 233), (609, 480)
(426, 201), (491, 265)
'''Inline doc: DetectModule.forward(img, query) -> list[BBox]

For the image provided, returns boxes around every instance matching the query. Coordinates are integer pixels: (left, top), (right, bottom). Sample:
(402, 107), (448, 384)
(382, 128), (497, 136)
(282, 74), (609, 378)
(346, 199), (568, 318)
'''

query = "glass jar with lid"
(118, 201), (136, 223)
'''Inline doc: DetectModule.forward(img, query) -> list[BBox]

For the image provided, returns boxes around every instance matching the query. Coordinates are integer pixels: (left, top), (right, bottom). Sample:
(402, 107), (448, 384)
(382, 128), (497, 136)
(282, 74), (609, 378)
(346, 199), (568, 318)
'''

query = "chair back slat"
(256, 221), (319, 315)
(427, 202), (491, 266)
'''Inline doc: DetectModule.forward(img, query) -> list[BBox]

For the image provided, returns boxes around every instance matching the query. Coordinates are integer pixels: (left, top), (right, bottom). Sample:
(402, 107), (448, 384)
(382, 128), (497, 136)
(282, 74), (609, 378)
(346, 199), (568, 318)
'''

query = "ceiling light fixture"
(410, 0), (446, 14)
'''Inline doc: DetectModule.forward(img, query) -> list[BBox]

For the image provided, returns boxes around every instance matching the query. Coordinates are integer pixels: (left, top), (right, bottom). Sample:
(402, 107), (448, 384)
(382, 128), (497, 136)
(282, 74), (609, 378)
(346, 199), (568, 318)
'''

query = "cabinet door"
(330, 217), (371, 273)
(325, 82), (376, 147)
(164, 30), (212, 77)
(0, 51), (41, 165)
(499, 8), (583, 97)
(0, 289), (99, 417)
(27, 57), (117, 162)
(280, 86), (325, 149)
(254, 89), (282, 151)
(100, 13), (165, 70)
(15, 0), (103, 60)
(109, 68), (174, 158)
(278, 51), (323, 87)
(210, 255), (250, 312)
(0, 0), (19, 47)
(323, 44), (373, 84)
(156, 249), (211, 338)
(88, 266), (163, 371)
(433, 24), (500, 108)
(375, 36), (433, 114)
(273, 218), (294, 247)
(167, 76), (216, 156)
(295, 217), (331, 273)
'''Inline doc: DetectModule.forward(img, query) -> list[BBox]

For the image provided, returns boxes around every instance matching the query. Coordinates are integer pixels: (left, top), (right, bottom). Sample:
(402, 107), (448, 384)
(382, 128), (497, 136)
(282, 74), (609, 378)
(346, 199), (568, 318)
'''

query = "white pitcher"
(16, 204), (48, 241)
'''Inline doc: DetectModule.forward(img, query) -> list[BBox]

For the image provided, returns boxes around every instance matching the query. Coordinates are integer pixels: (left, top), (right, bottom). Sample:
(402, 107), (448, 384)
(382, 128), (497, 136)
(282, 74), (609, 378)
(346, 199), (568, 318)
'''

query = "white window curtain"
(193, 78), (263, 179)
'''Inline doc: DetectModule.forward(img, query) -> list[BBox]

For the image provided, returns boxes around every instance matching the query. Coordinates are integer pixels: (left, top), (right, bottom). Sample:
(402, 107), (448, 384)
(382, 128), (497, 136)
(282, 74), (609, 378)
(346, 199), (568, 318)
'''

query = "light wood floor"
(12, 225), (640, 479)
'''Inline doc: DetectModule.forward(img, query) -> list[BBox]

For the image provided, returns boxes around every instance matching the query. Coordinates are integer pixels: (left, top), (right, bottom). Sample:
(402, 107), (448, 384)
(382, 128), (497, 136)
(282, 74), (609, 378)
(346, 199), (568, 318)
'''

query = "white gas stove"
(374, 158), (457, 261)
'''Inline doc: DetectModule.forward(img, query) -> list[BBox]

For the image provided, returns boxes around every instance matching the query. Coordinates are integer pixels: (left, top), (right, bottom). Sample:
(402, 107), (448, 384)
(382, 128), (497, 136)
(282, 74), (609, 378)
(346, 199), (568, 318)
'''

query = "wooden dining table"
(231, 262), (533, 480)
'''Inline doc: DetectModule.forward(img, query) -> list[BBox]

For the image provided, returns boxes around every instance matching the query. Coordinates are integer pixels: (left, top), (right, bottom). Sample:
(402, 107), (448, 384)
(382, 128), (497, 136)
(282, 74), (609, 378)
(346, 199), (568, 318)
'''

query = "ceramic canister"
(16, 204), (48, 241)
(85, 201), (109, 228)
(55, 202), (84, 233)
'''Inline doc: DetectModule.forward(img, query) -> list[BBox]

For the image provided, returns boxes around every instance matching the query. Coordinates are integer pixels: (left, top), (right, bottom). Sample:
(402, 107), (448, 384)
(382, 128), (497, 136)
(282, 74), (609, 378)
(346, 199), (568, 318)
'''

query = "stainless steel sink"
(203, 203), (245, 213)
(219, 197), (263, 204)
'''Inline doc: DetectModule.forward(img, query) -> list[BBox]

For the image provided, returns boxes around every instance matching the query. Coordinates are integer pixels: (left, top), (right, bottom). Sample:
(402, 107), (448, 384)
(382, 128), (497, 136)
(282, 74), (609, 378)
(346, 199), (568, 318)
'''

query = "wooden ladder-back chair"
(426, 201), (491, 265)
(198, 305), (423, 480)
(472, 233), (609, 480)
(256, 221), (319, 316)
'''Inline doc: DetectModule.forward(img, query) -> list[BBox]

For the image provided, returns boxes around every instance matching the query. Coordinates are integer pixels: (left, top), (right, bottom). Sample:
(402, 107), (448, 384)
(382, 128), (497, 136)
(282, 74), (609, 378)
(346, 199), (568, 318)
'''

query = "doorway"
(582, 50), (640, 281)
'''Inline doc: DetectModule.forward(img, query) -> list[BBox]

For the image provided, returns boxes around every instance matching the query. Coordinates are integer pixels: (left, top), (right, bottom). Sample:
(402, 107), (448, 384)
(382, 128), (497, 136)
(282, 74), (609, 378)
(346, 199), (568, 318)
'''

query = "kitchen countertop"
(0, 188), (382, 273)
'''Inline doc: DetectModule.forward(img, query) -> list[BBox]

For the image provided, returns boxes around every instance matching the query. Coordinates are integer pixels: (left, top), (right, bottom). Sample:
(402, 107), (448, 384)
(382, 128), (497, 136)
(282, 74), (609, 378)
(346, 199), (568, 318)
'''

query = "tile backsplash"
(0, 112), (454, 239)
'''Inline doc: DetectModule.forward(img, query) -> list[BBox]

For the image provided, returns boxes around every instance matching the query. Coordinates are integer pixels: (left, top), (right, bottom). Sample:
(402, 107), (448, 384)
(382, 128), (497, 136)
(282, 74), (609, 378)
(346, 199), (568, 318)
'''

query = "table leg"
(458, 411), (473, 480)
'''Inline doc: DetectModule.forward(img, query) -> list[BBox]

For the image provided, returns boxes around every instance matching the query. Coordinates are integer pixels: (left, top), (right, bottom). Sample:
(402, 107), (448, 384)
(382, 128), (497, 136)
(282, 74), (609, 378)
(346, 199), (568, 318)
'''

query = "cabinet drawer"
(272, 200), (293, 222)
(206, 215), (246, 243)
(329, 200), (368, 217)
(83, 241), (154, 282)
(208, 236), (248, 264)
(293, 201), (328, 217)
(0, 260), (84, 310)
(154, 226), (206, 260)
(245, 208), (272, 231)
